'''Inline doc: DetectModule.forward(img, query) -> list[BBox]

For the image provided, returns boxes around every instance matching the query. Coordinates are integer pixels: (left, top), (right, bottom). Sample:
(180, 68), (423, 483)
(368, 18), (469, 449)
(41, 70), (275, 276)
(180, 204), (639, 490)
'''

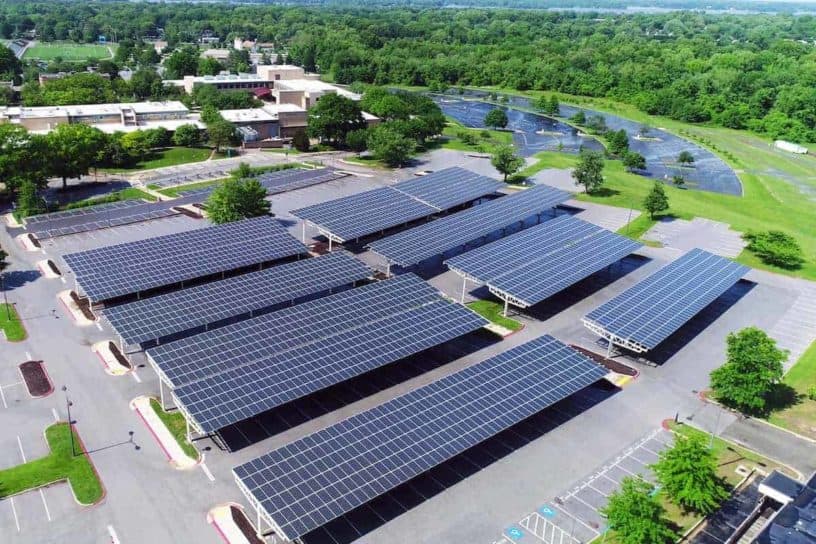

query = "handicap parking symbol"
(538, 505), (556, 518)
(505, 526), (524, 540)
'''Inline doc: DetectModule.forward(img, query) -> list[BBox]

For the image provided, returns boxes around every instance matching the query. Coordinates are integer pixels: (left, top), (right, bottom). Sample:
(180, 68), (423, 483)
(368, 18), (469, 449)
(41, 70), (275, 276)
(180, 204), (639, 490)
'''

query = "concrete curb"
(130, 396), (199, 470)
(92, 341), (131, 377)
(57, 290), (95, 326)
(207, 503), (255, 544)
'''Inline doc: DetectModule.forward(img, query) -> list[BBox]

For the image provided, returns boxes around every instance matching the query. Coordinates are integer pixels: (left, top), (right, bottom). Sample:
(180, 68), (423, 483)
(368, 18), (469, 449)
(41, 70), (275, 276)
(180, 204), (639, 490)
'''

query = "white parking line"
(51, 408), (60, 422)
(60, 277), (66, 284)
(9, 497), (20, 532)
(200, 462), (215, 482)
(0, 386), (6, 409)
(107, 525), (121, 543)
(16, 436), (26, 462)
(25, 351), (32, 360)
(39, 490), (51, 522)
(95, 322), (103, 331)
(131, 372), (142, 384)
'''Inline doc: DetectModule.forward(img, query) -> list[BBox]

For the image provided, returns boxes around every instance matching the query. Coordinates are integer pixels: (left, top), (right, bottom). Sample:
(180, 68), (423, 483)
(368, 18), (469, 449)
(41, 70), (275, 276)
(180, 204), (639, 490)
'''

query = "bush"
(743, 230), (805, 269)
(291, 129), (310, 152)
(808, 386), (816, 402)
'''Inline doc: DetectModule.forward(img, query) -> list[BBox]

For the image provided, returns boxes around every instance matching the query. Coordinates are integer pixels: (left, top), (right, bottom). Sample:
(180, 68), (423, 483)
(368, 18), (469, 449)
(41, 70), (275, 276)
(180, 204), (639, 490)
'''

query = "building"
(273, 78), (361, 109)
(220, 103), (307, 141)
(0, 101), (204, 134)
(774, 140), (809, 154)
(200, 49), (231, 62)
(756, 471), (816, 543)
(167, 73), (277, 95)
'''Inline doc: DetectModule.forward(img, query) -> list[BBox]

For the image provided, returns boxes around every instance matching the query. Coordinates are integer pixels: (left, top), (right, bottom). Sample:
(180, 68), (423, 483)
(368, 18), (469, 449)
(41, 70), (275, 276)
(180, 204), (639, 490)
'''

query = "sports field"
(22, 41), (114, 61)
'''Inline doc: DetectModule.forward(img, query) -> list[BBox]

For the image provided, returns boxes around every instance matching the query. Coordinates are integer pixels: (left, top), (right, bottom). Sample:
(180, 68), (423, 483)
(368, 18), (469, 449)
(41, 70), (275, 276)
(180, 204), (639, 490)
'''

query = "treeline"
(1, 3), (816, 140)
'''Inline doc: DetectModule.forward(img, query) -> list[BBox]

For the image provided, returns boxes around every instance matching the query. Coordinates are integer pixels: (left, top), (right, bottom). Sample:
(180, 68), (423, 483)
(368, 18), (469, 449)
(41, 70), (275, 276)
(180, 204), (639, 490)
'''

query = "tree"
(0, 124), (48, 193)
(367, 125), (414, 167)
(585, 114), (608, 134)
(652, 435), (729, 514)
(346, 128), (369, 155)
(16, 179), (46, 217)
(46, 123), (107, 189)
(0, 248), (7, 272)
(197, 57), (223, 76)
(490, 144), (524, 182)
(623, 151), (646, 171)
(643, 182), (669, 219)
(535, 94), (559, 115)
(601, 477), (676, 544)
(172, 124), (201, 147)
(484, 108), (508, 129)
(677, 150), (695, 165)
(672, 175), (686, 187)
(207, 120), (236, 152)
(291, 129), (310, 152)
(233, 162), (253, 179)
(572, 150), (605, 194)
(206, 178), (271, 224)
(164, 46), (199, 79)
(710, 327), (787, 415)
(570, 111), (586, 125)
(742, 230), (805, 269)
(606, 129), (630, 156)
(307, 93), (365, 146)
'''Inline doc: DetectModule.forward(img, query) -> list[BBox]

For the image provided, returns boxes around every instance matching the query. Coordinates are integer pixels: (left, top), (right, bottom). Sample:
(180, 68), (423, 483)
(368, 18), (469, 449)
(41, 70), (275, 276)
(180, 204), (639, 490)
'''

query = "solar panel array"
(24, 199), (145, 224)
(290, 167), (504, 241)
(584, 248), (749, 349)
(446, 215), (642, 307)
(367, 184), (571, 267)
(64, 216), (307, 302)
(147, 274), (442, 388)
(392, 167), (504, 210)
(33, 207), (181, 240)
(180, 168), (347, 199)
(104, 251), (371, 346)
(165, 274), (487, 432)
(233, 335), (607, 541)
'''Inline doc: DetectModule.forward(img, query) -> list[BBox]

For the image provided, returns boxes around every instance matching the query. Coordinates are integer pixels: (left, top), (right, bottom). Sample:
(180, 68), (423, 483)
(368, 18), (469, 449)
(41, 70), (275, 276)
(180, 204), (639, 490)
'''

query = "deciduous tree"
(45, 123), (107, 189)
(484, 108), (508, 129)
(643, 182), (669, 219)
(206, 178), (270, 224)
(367, 125), (414, 167)
(490, 144), (524, 182)
(601, 477), (676, 544)
(572, 150), (605, 194)
(307, 93), (365, 146)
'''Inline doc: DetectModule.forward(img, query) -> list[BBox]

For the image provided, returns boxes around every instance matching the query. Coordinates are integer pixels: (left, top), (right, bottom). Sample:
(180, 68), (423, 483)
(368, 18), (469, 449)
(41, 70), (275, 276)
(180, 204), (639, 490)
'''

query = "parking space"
(643, 217), (747, 258)
(500, 428), (673, 544)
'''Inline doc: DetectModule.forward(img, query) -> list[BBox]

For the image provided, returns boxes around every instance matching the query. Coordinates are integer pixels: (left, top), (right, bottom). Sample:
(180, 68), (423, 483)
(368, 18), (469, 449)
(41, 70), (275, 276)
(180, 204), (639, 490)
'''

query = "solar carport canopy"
(290, 167), (504, 241)
(182, 168), (347, 199)
(166, 274), (488, 432)
(367, 184), (571, 267)
(63, 216), (307, 303)
(233, 335), (607, 541)
(446, 215), (642, 307)
(583, 248), (749, 351)
(104, 251), (370, 346)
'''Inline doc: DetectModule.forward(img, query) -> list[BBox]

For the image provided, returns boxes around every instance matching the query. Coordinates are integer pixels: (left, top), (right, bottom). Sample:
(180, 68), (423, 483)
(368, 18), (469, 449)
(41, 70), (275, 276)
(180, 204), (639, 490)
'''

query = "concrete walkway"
(130, 396), (198, 470)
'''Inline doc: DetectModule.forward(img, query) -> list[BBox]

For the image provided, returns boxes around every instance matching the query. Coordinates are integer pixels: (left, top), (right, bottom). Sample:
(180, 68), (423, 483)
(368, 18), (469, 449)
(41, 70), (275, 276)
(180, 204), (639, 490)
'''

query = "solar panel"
(24, 199), (145, 225)
(104, 251), (371, 346)
(33, 207), (181, 240)
(256, 168), (347, 195)
(147, 274), (444, 388)
(393, 167), (504, 209)
(174, 297), (486, 432)
(63, 216), (307, 302)
(368, 184), (571, 267)
(446, 215), (642, 307)
(290, 167), (505, 242)
(233, 335), (607, 541)
(584, 248), (749, 350)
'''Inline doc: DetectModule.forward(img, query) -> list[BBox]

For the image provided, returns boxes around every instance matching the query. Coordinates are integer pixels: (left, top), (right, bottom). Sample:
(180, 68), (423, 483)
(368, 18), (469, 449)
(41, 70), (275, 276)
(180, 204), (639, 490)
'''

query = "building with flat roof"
(0, 101), (204, 134)
(220, 103), (308, 141)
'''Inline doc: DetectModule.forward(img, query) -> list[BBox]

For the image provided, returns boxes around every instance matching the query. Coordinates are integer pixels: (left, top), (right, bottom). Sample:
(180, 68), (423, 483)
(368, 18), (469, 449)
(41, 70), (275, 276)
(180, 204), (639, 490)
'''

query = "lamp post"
(62, 385), (76, 457)
(1, 272), (9, 320)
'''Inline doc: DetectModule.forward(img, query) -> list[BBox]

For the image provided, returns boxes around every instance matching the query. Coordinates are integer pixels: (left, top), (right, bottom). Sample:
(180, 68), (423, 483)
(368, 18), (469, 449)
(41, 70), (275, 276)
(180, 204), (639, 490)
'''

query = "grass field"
(0, 304), (26, 342)
(23, 41), (114, 61)
(466, 300), (523, 332)
(441, 120), (513, 153)
(102, 147), (215, 173)
(149, 399), (200, 460)
(768, 341), (816, 440)
(0, 423), (103, 504)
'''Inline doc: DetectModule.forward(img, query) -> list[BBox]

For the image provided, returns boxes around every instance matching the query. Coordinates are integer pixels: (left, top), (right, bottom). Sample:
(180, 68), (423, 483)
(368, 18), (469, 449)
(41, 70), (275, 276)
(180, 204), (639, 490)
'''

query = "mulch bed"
(108, 341), (132, 369)
(570, 344), (638, 377)
(230, 505), (264, 544)
(47, 260), (61, 276)
(27, 233), (41, 248)
(69, 291), (96, 321)
(173, 206), (203, 219)
(19, 361), (53, 397)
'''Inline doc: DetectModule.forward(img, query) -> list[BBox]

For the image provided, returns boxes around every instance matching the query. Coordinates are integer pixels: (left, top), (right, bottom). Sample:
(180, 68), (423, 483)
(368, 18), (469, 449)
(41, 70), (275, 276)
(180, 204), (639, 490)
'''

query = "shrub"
(743, 230), (805, 269)
(808, 386), (816, 402)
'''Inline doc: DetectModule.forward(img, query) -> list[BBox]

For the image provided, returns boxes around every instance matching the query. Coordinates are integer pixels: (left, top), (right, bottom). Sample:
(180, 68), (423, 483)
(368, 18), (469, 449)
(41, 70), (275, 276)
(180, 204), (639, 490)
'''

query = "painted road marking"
(25, 352), (32, 360)
(51, 408), (59, 422)
(539, 505), (556, 518)
(0, 386), (6, 409)
(16, 436), (26, 462)
(131, 372), (142, 384)
(39, 490), (51, 522)
(200, 462), (215, 482)
(60, 276), (66, 284)
(10, 497), (20, 532)
(107, 525), (121, 543)
(96, 322), (103, 331)
(506, 526), (524, 540)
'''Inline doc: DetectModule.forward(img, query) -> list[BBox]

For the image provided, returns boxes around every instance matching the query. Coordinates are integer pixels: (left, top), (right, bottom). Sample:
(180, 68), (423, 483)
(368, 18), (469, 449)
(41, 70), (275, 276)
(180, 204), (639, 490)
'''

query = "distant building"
(774, 140), (808, 154)
(273, 78), (361, 109)
(200, 49), (231, 62)
(233, 37), (255, 51)
(168, 73), (276, 95)
(0, 101), (204, 134)
(220, 103), (307, 141)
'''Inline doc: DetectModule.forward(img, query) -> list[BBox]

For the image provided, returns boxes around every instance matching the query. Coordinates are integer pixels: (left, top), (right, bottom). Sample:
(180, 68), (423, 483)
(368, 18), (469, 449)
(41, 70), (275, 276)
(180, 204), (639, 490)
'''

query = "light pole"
(62, 385), (76, 457)
(1, 272), (9, 320)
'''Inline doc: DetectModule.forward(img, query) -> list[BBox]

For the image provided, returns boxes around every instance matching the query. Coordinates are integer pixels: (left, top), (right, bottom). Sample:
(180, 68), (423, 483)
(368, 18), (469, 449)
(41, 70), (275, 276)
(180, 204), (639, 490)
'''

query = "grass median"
(149, 399), (200, 461)
(467, 300), (523, 332)
(0, 303), (26, 341)
(0, 423), (103, 505)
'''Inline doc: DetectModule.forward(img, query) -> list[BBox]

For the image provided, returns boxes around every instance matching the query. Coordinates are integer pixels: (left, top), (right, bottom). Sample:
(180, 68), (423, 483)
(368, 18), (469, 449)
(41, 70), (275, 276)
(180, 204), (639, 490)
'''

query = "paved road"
(722, 416), (816, 476)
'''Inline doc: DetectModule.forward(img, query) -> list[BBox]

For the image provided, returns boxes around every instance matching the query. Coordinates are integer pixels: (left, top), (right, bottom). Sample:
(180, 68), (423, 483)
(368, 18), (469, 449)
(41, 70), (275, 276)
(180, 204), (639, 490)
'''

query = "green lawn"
(0, 423), (103, 505)
(466, 300), (523, 332)
(23, 42), (113, 61)
(149, 399), (200, 461)
(440, 121), (513, 153)
(102, 147), (215, 173)
(62, 187), (156, 210)
(0, 304), (26, 342)
(768, 341), (816, 440)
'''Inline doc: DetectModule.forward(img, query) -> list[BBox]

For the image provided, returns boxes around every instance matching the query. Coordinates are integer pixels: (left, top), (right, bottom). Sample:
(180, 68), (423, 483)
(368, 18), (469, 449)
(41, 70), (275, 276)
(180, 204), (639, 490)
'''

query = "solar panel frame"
(233, 335), (607, 541)
(146, 274), (444, 388)
(103, 251), (371, 345)
(64, 216), (307, 302)
(584, 248), (749, 349)
(367, 185), (571, 267)
(393, 167), (504, 209)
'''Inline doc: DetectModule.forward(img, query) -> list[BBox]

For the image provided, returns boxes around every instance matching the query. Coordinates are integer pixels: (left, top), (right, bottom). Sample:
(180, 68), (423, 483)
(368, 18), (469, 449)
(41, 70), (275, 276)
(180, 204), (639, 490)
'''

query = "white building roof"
(219, 108), (278, 123)
(275, 79), (361, 100)
(0, 101), (188, 120)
